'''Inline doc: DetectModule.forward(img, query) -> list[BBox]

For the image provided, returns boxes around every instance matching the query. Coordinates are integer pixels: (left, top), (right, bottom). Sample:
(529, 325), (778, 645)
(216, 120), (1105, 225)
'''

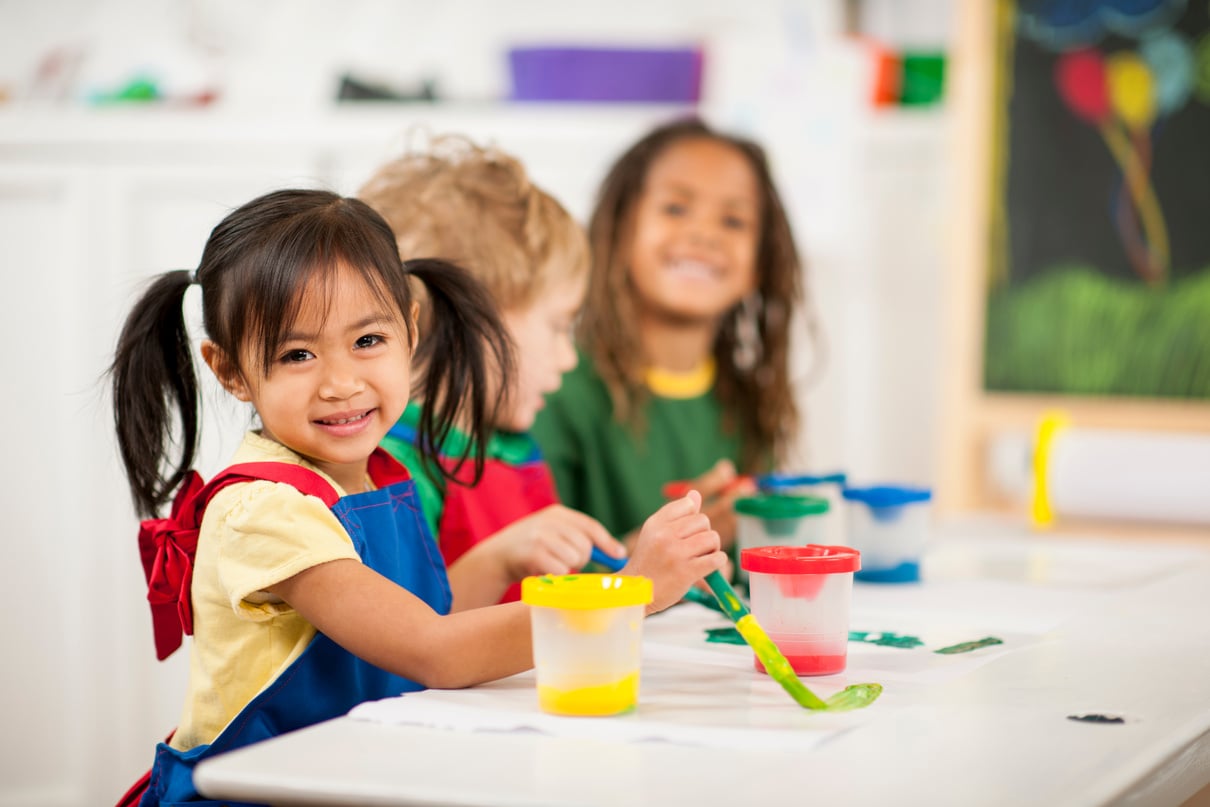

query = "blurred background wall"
(0, 1), (954, 803)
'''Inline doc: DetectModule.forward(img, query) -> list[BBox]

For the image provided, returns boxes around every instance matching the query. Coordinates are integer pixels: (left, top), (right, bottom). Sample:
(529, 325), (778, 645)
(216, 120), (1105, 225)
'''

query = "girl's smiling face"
(207, 263), (413, 492)
(626, 137), (761, 325)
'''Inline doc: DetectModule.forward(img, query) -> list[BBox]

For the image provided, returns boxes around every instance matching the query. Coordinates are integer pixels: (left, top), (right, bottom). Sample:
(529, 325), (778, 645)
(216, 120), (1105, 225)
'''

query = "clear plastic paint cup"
(757, 471), (848, 544)
(841, 485), (932, 583)
(732, 494), (830, 586)
(521, 574), (652, 716)
(740, 545), (861, 676)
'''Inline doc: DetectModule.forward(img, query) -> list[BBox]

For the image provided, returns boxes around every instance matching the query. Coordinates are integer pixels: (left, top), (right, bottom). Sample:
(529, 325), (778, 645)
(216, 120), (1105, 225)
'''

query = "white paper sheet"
(349, 649), (868, 752)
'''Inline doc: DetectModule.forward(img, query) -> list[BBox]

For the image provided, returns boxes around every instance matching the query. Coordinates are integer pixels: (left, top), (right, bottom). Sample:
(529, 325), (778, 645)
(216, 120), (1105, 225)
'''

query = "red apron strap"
(138, 462), (340, 661)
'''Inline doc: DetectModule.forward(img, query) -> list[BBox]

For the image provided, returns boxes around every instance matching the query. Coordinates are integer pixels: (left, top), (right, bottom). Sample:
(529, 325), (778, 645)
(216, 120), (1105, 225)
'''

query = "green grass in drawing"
(985, 266), (1210, 397)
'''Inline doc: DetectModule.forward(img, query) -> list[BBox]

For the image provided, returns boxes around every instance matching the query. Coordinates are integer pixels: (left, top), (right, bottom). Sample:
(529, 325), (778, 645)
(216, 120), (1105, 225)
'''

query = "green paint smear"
(705, 627), (747, 645)
(683, 587), (725, 614)
(823, 683), (884, 712)
(849, 631), (924, 648)
(707, 628), (924, 649)
(934, 636), (1003, 655)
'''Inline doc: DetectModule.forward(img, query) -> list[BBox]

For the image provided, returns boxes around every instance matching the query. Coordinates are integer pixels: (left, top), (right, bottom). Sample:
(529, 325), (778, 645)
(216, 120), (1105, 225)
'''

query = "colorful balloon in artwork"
(1140, 31), (1193, 115)
(1106, 52), (1156, 130)
(1055, 48), (1110, 124)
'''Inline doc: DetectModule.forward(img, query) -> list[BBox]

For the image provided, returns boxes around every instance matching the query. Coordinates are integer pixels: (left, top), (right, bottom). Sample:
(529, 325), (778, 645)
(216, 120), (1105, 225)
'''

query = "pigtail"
(404, 258), (514, 485)
(110, 270), (200, 517)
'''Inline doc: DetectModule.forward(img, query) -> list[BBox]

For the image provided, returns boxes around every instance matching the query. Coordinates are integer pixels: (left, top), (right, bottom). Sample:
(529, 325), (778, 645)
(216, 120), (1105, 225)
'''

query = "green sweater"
(530, 351), (742, 537)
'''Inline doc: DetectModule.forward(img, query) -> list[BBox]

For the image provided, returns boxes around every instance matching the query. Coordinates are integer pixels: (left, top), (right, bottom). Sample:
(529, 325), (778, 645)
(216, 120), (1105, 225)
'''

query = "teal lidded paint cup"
(758, 471), (848, 545)
(732, 494), (830, 586)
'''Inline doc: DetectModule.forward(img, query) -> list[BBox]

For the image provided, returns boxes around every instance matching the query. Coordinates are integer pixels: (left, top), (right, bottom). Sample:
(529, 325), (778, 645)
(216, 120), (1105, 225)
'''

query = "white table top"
(195, 524), (1210, 807)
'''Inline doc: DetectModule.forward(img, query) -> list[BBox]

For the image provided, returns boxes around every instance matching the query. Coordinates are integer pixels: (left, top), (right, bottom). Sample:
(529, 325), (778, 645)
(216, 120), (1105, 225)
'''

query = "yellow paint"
(561, 608), (622, 634)
(537, 672), (639, 716)
(1107, 52), (1156, 130)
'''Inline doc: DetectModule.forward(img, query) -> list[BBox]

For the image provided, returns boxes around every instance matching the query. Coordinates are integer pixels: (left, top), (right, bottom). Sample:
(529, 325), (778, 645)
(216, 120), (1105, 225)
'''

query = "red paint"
(756, 652), (847, 676)
(777, 572), (826, 599)
(662, 475), (754, 500)
(1055, 48), (1109, 124)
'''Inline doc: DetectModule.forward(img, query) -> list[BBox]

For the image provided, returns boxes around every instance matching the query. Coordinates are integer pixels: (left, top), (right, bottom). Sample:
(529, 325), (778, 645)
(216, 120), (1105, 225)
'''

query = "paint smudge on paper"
(705, 626), (746, 645)
(1067, 713), (1126, 724)
(849, 631), (924, 648)
(934, 637), (1004, 655)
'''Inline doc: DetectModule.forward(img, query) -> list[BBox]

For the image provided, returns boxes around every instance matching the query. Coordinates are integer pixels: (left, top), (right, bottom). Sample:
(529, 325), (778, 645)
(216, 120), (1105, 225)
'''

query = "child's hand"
(492, 504), (625, 580)
(681, 460), (757, 551)
(622, 490), (726, 614)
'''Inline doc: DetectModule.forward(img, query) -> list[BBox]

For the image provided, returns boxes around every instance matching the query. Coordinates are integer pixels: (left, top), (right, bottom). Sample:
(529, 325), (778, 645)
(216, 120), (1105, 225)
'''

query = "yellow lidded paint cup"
(521, 574), (652, 716)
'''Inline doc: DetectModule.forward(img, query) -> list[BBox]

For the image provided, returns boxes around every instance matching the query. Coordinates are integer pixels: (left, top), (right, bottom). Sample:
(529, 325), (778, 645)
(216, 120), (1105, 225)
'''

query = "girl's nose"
(686, 212), (719, 246)
(318, 361), (364, 399)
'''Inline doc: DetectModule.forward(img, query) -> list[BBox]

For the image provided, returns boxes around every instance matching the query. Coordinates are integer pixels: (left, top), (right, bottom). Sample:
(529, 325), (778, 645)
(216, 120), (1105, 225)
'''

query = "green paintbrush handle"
(703, 570), (749, 620)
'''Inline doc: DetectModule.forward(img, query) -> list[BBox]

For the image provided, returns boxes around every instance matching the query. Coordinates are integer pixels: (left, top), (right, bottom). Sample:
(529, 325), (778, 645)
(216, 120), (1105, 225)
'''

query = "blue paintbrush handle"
(590, 546), (627, 572)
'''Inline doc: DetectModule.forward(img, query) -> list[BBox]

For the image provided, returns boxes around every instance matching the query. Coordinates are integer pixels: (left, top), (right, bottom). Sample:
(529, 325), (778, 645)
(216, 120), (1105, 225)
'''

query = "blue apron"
(139, 474), (451, 806)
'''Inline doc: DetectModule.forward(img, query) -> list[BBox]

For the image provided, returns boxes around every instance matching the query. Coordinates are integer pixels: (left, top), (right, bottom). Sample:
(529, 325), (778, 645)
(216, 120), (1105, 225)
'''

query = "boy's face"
(497, 274), (586, 432)
(627, 137), (760, 325)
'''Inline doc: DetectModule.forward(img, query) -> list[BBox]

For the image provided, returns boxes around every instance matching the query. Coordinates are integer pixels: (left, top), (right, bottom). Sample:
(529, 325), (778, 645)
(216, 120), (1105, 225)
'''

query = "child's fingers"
(691, 459), (737, 497)
(529, 547), (575, 576)
(676, 528), (722, 560)
(650, 489), (702, 523)
(687, 549), (729, 579)
(561, 508), (626, 558)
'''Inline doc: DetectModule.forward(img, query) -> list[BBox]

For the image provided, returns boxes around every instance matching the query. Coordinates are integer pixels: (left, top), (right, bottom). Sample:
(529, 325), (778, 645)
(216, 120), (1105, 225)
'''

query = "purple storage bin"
(508, 46), (702, 102)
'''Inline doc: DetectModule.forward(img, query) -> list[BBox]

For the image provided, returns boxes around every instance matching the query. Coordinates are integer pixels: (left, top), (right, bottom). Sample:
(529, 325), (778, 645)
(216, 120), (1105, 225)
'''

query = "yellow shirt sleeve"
(206, 479), (362, 619)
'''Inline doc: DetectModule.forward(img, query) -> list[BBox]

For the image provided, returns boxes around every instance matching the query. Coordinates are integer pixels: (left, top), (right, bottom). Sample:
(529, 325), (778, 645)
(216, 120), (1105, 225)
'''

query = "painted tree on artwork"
(985, 0), (1210, 398)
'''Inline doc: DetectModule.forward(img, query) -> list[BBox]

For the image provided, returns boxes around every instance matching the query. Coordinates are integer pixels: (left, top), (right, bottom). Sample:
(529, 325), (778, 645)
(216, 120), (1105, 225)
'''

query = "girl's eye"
(723, 215), (751, 231)
(279, 349), (313, 364)
(661, 202), (687, 217)
(355, 334), (384, 349)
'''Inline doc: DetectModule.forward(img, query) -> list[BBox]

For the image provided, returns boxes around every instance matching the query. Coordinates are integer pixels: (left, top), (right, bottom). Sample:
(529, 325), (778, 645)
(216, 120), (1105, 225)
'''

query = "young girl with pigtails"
(111, 188), (725, 806)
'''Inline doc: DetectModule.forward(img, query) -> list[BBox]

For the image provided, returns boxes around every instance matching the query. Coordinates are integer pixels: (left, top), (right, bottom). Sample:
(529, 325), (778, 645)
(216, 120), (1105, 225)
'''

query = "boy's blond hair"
(358, 135), (589, 310)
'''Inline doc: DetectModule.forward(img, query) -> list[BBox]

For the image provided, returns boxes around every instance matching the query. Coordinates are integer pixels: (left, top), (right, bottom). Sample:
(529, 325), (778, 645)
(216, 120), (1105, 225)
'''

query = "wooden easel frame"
(936, 2), (1210, 524)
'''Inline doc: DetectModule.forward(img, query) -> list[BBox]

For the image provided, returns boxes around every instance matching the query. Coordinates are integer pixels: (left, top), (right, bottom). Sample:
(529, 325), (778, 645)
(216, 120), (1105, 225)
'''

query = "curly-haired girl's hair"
(579, 118), (811, 472)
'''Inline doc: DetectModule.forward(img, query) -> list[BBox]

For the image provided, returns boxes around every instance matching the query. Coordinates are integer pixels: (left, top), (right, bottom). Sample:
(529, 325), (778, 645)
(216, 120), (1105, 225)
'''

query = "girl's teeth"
(324, 413), (367, 425)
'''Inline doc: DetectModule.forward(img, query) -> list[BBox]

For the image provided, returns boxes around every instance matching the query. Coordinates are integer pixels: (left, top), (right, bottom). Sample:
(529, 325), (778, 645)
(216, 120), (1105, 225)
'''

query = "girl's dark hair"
(580, 118), (811, 472)
(111, 188), (512, 517)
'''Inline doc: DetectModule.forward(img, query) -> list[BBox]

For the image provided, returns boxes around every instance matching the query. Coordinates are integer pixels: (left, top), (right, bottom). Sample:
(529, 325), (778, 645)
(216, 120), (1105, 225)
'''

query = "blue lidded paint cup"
(841, 485), (932, 583)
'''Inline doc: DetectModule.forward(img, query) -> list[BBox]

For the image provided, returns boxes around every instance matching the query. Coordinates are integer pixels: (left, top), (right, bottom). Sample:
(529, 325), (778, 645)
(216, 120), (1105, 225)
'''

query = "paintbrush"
(592, 550), (880, 710)
(702, 570), (881, 711)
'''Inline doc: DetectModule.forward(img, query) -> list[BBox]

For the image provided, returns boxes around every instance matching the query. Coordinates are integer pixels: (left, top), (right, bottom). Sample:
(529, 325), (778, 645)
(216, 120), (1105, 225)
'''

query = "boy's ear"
(200, 340), (252, 402)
